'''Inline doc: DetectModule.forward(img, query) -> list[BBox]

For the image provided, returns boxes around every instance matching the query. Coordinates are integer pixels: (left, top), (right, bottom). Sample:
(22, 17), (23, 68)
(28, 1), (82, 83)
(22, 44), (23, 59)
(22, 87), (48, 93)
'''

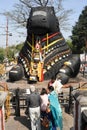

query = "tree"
(0, 48), (5, 62)
(16, 43), (24, 51)
(0, 43), (24, 63)
(7, 43), (24, 60)
(71, 6), (87, 54)
(3, 0), (72, 33)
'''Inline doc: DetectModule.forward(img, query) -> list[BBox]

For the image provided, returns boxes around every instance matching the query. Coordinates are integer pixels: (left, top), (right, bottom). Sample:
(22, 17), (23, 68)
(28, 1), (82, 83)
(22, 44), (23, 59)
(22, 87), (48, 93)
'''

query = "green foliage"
(7, 43), (23, 60)
(7, 47), (15, 60)
(0, 48), (5, 62)
(71, 6), (87, 54)
(0, 43), (23, 63)
(66, 39), (77, 53)
(66, 39), (73, 49)
(16, 43), (24, 51)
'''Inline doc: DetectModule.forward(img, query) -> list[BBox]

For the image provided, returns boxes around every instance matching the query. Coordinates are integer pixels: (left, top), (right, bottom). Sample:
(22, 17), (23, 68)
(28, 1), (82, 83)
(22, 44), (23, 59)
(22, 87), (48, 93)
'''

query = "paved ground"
(5, 107), (73, 130)
(3, 73), (87, 130)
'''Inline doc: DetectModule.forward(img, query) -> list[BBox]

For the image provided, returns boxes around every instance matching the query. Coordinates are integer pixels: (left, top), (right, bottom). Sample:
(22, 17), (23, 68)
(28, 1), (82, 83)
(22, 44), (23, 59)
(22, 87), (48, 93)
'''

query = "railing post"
(68, 86), (73, 113)
(15, 88), (20, 117)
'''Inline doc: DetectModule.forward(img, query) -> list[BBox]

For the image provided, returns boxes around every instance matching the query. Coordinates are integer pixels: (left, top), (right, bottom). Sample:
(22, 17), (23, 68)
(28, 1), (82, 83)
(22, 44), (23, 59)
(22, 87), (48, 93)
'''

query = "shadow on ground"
(14, 116), (30, 129)
(70, 127), (73, 130)
(14, 116), (49, 130)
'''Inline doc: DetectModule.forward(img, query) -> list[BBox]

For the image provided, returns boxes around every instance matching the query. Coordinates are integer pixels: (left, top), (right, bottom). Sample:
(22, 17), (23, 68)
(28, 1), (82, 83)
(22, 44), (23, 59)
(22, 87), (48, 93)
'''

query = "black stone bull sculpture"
(9, 6), (80, 84)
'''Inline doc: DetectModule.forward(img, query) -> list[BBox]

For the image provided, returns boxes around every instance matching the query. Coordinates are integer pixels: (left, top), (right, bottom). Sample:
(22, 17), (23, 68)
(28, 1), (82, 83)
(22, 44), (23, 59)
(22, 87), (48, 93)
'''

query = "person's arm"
(39, 95), (42, 105)
(62, 83), (71, 88)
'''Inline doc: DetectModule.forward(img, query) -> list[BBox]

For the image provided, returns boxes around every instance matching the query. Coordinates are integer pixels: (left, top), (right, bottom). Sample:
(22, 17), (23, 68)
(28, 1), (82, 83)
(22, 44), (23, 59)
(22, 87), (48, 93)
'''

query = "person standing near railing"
(26, 85), (41, 130)
(47, 85), (63, 130)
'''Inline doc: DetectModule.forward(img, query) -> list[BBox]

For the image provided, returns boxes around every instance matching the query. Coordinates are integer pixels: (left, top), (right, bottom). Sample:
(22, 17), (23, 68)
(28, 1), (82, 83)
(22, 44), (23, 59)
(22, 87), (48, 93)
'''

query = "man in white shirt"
(52, 79), (63, 94)
(52, 76), (71, 94)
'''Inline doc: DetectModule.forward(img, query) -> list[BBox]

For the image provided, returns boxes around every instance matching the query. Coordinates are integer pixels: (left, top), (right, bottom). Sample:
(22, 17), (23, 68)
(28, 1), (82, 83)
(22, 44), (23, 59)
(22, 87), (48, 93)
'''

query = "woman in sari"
(47, 86), (63, 130)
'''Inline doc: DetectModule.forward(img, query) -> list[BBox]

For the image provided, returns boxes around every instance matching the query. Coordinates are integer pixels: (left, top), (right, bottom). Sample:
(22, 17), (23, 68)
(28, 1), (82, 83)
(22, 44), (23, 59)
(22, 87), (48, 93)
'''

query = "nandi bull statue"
(9, 6), (80, 84)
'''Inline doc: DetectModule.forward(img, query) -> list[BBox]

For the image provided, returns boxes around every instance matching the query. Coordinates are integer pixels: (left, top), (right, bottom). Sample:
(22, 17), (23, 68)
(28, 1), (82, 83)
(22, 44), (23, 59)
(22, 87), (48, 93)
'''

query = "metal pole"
(6, 17), (8, 57)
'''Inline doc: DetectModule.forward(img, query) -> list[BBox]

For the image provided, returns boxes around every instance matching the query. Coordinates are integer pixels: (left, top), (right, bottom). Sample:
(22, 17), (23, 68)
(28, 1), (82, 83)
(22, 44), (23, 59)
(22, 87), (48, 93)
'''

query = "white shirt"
(52, 79), (63, 93)
(40, 94), (49, 111)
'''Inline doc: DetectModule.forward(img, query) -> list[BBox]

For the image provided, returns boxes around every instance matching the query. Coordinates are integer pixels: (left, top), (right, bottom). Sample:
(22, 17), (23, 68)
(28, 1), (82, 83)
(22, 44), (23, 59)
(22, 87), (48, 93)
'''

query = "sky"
(0, 0), (87, 48)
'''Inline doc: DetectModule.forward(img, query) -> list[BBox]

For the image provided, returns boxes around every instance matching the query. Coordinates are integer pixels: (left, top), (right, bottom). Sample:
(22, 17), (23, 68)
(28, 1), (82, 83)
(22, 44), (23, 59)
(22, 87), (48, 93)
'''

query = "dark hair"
(40, 88), (47, 95)
(48, 86), (54, 92)
(48, 80), (54, 87)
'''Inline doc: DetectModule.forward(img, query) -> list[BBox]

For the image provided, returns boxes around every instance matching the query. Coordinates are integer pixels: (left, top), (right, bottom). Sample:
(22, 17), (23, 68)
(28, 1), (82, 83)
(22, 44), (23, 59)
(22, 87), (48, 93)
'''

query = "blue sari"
(48, 91), (63, 130)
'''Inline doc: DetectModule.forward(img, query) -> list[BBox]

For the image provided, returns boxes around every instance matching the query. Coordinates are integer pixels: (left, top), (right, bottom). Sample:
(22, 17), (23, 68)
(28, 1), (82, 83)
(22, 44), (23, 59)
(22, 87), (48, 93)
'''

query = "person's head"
(40, 88), (47, 95)
(47, 86), (54, 93)
(30, 85), (35, 93)
(48, 77), (55, 87)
